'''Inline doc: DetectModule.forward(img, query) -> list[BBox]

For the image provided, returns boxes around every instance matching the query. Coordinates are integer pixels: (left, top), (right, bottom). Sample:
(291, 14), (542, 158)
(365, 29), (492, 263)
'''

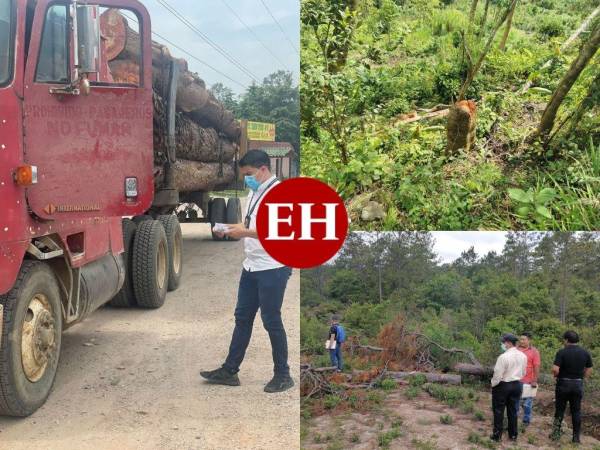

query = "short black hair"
(501, 333), (518, 345)
(239, 150), (271, 169)
(563, 330), (579, 343)
(521, 332), (532, 339)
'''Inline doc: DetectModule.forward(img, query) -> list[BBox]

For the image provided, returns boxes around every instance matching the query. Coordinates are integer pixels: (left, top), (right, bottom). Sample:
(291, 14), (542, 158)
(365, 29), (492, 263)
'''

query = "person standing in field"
(327, 315), (346, 372)
(550, 330), (594, 444)
(490, 333), (527, 443)
(200, 150), (294, 393)
(517, 332), (541, 426)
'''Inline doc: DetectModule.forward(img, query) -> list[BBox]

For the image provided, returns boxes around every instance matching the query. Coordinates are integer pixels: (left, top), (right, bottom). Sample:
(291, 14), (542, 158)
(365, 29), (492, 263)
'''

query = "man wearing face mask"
(200, 150), (294, 393)
(490, 333), (527, 443)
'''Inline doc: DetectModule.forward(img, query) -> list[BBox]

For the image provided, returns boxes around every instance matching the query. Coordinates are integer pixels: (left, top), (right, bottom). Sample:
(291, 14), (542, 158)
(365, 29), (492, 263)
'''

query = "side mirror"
(76, 5), (100, 75)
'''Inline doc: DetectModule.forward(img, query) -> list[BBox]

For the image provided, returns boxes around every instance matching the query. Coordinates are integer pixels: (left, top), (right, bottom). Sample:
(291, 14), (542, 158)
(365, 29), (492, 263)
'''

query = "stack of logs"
(100, 9), (240, 193)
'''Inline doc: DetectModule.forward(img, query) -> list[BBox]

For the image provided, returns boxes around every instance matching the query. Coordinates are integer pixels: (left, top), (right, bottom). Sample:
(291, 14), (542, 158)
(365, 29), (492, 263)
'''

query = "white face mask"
(501, 343), (507, 352)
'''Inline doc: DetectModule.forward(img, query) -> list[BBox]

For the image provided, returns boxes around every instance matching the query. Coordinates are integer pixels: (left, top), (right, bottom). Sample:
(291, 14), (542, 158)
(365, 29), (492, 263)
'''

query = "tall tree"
(498, 0), (518, 51)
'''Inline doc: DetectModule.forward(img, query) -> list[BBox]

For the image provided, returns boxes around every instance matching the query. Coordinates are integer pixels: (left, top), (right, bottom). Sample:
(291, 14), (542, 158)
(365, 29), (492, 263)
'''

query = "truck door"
(22, 0), (153, 221)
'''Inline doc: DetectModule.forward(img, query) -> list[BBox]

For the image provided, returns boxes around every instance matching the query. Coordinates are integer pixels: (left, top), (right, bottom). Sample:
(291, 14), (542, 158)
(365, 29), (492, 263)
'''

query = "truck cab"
(0, 0), (182, 417)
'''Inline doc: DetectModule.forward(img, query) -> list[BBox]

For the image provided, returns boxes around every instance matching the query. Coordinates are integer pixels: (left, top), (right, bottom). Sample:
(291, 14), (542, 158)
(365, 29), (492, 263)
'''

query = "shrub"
(440, 414), (453, 425)
(323, 394), (342, 409)
(405, 386), (420, 399)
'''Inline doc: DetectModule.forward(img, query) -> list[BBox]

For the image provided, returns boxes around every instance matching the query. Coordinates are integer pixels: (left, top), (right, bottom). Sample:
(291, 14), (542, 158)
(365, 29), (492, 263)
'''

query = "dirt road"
(0, 223), (300, 450)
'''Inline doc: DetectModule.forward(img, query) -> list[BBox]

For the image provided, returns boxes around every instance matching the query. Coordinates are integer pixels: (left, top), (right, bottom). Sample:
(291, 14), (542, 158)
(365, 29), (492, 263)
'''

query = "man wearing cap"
(550, 330), (593, 443)
(490, 333), (527, 442)
(517, 332), (541, 426)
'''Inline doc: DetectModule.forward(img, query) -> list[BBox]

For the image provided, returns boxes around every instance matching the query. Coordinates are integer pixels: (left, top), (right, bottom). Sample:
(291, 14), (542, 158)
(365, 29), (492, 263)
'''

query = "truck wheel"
(0, 261), (63, 417)
(210, 198), (227, 241)
(132, 220), (169, 309)
(132, 215), (153, 225)
(158, 215), (183, 292)
(109, 219), (137, 307)
(225, 198), (242, 241)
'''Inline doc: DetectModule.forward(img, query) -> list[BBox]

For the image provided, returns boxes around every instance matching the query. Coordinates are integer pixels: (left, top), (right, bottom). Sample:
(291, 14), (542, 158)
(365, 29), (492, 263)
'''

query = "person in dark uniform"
(550, 330), (594, 443)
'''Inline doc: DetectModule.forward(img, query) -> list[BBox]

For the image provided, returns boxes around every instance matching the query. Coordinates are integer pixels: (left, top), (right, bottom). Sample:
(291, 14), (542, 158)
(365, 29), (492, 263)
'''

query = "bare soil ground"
(302, 384), (600, 450)
(0, 222), (300, 450)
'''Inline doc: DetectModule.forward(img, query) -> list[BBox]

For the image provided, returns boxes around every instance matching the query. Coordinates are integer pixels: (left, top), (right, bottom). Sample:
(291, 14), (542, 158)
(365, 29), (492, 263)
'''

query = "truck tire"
(0, 261), (63, 417)
(210, 198), (227, 241)
(158, 215), (183, 291)
(225, 197), (242, 241)
(132, 220), (169, 309)
(132, 215), (153, 225)
(109, 219), (137, 307)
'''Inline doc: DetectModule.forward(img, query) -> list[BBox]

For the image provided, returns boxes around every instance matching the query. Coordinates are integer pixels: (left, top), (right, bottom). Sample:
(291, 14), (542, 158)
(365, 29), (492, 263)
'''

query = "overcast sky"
(433, 232), (508, 264)
(143, 0), (300, 94)
(329, 232), (509, 265)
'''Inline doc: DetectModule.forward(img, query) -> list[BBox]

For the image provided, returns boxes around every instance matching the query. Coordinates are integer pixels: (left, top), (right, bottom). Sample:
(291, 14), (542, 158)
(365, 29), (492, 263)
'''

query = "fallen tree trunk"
(454, 363), (493, 377)
(351, 369), (462, 385)
(160, 160), (235, 192)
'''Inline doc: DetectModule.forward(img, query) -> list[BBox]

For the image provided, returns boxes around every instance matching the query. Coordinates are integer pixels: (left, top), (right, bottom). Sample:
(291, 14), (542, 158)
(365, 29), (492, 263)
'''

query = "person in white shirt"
(200, 150), (294, 393)
(490, 333), (527, 443)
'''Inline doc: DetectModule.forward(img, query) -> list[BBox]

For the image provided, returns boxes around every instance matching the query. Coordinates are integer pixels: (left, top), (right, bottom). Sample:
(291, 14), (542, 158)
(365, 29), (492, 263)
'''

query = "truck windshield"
(0, 0), (13, 86)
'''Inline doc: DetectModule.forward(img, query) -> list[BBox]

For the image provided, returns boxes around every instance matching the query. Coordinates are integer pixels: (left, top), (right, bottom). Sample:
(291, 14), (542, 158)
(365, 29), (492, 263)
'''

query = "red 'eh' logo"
(256, 178), (349, 269)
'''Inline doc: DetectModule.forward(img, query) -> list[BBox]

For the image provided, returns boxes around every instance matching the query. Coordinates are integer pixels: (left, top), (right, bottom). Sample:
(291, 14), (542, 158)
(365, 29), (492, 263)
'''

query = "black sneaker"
(264, 375), (294, 393)
(509, 435), (517, 442)
(489, 435), (501, 442)
(200, 367), (240, 386)
(572, 436), (581, 444)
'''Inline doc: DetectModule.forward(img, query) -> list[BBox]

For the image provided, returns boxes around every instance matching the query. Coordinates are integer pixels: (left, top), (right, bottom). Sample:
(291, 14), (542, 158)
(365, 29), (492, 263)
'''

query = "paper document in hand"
(522, 384), (538, 398)
(212, 223), (231, 233)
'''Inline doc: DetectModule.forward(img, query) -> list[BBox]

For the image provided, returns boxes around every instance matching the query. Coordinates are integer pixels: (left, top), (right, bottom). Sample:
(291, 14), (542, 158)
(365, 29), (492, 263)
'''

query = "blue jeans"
(223, 267), (292, 376)
(329, 343), (343, 371)
(521, 396), (533, 424)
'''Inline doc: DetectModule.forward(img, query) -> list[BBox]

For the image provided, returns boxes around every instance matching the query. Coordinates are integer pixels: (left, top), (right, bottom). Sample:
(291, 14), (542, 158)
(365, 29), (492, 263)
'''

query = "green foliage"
(301, 0), (600, 230)
(405, 386), (421, 399)
(439, 414), (454, 425)
(377, 426), (402, 448)
(508, 186), (556, 225)
(378, 378), (397, 391)
(323, 394), (343, 409)
(211, 70), (300, 155)
(408, 373), (428, 387)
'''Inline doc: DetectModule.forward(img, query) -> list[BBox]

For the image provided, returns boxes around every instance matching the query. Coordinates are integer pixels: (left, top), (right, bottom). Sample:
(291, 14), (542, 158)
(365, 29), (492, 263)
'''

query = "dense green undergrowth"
(301, 0), (599, 230)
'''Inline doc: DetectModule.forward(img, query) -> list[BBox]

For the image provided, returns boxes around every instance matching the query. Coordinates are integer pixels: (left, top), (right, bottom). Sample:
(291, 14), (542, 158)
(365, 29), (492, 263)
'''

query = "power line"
(120, 11), (248, 89)
(257, 0), (299, 55)
(154, 0), (260, 83)
(220, 0), (290, 71)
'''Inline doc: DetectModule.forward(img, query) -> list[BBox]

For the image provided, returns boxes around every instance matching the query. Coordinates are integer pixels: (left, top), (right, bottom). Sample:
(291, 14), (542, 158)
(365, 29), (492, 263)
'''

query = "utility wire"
(154, 0), (260, 83)
(120, 11), (248, 89)
(219, 0), (290, 71)
(257, 0), (299, 55)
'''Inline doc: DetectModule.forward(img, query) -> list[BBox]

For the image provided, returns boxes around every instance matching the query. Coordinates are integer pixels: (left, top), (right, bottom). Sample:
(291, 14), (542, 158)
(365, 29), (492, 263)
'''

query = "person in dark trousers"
(550, 330), (593, 443)
(200, 150), (294, 393)
(490, 333), (527, 443)
(328, 315), (345, 372)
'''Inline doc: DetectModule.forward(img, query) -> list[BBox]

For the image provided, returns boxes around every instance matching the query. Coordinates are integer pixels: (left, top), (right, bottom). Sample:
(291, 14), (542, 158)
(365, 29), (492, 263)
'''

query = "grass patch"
(440, 414), (453, 425)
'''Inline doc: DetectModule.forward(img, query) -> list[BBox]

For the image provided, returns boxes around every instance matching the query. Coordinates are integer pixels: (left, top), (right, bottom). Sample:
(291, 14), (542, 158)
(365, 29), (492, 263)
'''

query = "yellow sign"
(247, 121), (276, 141)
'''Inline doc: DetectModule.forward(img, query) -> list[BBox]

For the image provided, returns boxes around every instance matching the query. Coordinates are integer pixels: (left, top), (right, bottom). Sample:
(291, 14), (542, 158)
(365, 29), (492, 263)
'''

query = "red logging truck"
(0, 0), (243, 416)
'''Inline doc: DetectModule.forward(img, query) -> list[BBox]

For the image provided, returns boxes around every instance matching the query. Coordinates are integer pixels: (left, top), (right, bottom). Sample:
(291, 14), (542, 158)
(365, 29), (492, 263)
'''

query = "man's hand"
(531, 382), (538, 388)
(224, 223), (253, 240)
